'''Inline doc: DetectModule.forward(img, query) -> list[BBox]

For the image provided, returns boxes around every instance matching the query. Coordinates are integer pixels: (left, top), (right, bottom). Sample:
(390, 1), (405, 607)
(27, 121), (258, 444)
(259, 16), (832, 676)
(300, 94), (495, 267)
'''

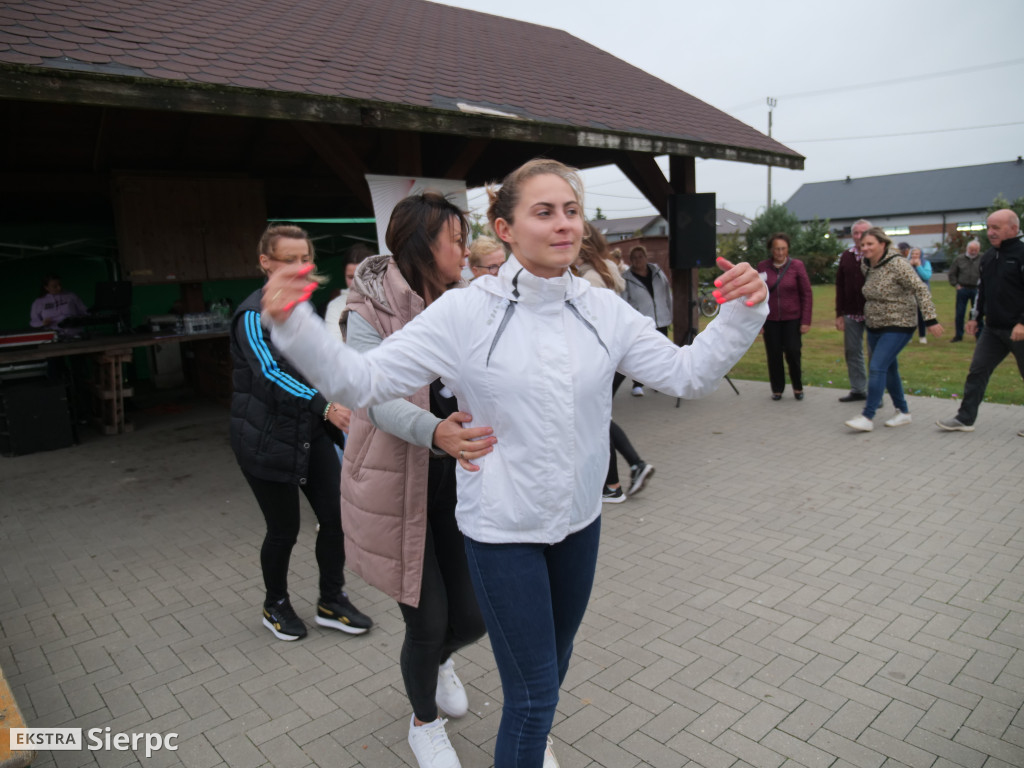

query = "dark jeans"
(242, 432), (345, 604)
(955, 327), (1024, 426)
(762, 319), (802, 394)
(606, 421), (641, 487)
(398, 457), (486, 722)
(954, 287), (979, 339)
(464, 516), (601, 768)
(863, 330), (913, 419)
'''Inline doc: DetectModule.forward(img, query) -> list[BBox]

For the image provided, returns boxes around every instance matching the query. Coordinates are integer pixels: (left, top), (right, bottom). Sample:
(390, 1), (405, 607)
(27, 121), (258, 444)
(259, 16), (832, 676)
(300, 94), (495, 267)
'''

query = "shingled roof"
(0, 0), (802, 168)
(785, 159), (1024, 221)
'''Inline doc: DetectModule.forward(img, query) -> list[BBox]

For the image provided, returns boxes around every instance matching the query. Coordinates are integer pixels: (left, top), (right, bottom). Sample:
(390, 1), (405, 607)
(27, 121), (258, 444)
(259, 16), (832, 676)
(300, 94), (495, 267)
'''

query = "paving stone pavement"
(1, 380), (1022, 768)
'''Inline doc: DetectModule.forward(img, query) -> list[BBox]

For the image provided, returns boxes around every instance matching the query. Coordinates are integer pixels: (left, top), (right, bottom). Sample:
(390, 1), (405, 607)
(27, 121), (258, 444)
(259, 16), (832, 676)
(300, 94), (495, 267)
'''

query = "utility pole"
(766, 97), (777, 209)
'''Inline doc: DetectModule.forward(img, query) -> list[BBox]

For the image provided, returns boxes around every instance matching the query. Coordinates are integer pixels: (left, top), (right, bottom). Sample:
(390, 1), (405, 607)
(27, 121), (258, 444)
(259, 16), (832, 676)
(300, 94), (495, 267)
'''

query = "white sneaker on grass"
(408, 715), (461, 768)
(435, 658), (468, 718)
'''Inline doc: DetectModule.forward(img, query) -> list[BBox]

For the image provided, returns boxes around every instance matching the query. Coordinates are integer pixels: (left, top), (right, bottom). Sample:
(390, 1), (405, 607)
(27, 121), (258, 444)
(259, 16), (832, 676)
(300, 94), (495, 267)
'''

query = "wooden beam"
(443, 138), (490, 181)
(614, 152), (673, 217)
(290, 121), (373, 210)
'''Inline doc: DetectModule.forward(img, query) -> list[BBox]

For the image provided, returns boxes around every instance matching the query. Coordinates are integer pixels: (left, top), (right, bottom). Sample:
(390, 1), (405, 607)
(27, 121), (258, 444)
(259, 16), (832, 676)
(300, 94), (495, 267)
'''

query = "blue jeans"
(464, 517), (601, 768)
(954, 287), (979, 339)
(863, 330), (913, 419)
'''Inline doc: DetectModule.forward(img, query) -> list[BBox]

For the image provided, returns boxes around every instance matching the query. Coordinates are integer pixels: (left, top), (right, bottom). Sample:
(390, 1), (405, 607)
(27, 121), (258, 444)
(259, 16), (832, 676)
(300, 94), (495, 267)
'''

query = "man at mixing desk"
(30, 274), (88, 337)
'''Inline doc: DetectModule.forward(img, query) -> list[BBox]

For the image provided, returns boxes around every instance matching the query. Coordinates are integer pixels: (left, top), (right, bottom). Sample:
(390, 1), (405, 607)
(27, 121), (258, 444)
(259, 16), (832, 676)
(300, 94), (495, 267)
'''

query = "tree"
(743, 207), (842, 283)
(593, 208), (607, 220)
(469, 213), (492, 239)
(793, 217), (843, 284)
(743, 203), (801, 265)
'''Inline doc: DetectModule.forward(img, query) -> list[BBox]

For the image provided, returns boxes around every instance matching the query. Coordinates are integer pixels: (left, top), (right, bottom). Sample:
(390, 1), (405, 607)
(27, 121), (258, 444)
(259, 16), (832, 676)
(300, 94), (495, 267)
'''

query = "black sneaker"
(263, 598), (307, 641)
(602, 486), (626, 503)
(627, 461), (655, 496)
(316, 593), (373, 634)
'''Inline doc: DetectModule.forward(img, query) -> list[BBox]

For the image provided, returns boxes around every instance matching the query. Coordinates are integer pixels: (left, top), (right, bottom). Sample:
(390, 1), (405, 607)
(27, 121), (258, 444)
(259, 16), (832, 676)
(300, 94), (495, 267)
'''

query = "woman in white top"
(261, 158), (768, 768)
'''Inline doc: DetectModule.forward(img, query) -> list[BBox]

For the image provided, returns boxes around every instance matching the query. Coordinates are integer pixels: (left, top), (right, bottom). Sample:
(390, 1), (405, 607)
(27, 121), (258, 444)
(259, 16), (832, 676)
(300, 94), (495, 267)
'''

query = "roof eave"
(0, 64), (804, 171)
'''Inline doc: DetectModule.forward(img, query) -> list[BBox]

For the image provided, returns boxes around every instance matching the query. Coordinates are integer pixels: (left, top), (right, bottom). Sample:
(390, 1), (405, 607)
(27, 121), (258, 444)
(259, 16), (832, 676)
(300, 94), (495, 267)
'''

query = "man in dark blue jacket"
(937, 209), (1024, 435)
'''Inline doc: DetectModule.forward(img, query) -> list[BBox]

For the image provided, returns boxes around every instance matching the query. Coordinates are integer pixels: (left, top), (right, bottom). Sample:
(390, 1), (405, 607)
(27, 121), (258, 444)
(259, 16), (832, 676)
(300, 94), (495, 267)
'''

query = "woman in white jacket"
(262, 159), (768, 768)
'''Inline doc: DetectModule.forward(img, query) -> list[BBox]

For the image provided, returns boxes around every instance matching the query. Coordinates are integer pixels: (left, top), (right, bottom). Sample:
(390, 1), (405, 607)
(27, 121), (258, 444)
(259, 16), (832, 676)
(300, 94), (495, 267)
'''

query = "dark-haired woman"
(341, 193), (491, 768)
(229, 225), (373, 642)
(756, 233), (813, 400)
(261, 159), (768, 767)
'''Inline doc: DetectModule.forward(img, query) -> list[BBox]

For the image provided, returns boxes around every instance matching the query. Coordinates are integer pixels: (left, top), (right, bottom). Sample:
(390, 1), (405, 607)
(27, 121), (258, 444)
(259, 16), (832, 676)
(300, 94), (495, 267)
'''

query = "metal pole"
(766, 97), (777, 208)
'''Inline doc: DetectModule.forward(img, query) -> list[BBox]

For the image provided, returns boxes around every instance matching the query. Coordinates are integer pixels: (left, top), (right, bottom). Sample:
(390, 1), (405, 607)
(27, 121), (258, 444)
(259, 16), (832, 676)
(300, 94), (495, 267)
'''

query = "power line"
(784, 119), (1024, 144)
(724, 57), (1024, 113)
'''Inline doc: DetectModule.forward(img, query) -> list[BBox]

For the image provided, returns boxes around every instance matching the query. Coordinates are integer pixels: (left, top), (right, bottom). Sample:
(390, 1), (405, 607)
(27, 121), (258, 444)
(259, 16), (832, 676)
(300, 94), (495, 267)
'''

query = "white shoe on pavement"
(543, 735), (560, 768)
(435, 658), (468, 718)
(631, 385), (644, 397)
(884, 410), (912, 428)
(408, 715), (461, 768)
(845, 415), (874, 432)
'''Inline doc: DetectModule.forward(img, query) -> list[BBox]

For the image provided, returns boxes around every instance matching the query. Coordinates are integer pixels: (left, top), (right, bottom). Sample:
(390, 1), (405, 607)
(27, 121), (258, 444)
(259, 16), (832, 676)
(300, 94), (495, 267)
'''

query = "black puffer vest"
(229, 288), (331, 485)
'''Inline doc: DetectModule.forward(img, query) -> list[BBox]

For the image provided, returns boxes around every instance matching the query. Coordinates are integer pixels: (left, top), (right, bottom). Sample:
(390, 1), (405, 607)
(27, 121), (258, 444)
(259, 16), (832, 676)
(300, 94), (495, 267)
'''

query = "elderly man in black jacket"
(937, 209), (1024, 435)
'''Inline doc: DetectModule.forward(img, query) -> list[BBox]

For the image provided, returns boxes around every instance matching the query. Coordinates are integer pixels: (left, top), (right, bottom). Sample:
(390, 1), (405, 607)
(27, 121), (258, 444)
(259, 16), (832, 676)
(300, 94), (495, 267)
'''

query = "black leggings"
(398, 457), (486, 722)
(607, 374), (642, 488)
(242, 432), (345, 604)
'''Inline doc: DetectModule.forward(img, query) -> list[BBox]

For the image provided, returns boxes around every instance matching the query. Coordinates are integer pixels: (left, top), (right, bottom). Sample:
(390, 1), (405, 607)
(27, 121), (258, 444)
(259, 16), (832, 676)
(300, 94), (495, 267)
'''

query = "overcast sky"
(437, 0), (1024, 222)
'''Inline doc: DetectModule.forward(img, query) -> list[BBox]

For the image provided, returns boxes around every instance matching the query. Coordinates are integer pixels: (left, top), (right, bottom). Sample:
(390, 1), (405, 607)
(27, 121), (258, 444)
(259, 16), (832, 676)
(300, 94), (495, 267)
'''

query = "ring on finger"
(459, 450), (465, 460)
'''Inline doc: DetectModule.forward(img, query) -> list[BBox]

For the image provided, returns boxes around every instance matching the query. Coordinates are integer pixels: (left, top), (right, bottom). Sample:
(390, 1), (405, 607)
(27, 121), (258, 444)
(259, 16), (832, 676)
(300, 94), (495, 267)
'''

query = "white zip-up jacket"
(269, 255), (767, 545)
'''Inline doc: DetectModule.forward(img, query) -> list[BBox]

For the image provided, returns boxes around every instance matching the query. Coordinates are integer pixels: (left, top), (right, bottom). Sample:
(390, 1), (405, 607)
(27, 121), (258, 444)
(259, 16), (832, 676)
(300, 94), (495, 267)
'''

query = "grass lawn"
(699, 281), (1023, 407)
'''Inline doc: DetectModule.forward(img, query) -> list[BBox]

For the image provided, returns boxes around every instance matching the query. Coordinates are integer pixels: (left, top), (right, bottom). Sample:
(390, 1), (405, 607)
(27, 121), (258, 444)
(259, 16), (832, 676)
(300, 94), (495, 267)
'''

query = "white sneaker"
(435, 658), (468, 718)
(919, 336), (927, 344)
(845, 415), (874, 432)
(631, 385), (644, 397)
(884, 410), (912, 427)
(408, 716), (461, 768)
(544, 735), (560, 768)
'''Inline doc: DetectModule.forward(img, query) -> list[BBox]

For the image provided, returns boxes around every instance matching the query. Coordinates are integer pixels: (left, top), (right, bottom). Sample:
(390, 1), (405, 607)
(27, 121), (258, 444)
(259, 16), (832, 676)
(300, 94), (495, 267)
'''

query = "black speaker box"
(0, 380), (74, 456)
(668, 193), (717, 269)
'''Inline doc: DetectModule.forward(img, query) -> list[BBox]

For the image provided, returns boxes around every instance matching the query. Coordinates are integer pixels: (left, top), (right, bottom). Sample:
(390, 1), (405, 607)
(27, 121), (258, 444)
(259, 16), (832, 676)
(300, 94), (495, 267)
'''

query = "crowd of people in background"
(109, 160), (1015, 768)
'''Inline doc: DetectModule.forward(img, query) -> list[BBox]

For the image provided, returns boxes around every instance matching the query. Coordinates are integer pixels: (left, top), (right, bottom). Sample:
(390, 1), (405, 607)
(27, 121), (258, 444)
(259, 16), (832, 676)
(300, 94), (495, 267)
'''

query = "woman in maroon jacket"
(757, 233), (814, 400)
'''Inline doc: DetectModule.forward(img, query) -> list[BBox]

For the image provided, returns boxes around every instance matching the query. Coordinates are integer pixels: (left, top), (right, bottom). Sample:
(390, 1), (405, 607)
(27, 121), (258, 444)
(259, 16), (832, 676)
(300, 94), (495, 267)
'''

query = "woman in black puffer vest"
(230, 224), (372, 641)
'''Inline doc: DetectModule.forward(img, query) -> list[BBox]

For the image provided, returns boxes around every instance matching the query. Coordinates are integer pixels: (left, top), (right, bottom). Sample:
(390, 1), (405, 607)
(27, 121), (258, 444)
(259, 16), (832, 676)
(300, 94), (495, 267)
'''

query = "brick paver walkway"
(2, 380), (1022, 767)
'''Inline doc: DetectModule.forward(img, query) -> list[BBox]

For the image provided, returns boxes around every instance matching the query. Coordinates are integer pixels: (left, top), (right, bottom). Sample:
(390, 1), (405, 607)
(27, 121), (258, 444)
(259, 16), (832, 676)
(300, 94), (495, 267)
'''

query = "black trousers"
(242, 431), (345, 605)
(955, 327), (1024, 426)
(762, 319), (803, 394)
(398, 456), (486, 722)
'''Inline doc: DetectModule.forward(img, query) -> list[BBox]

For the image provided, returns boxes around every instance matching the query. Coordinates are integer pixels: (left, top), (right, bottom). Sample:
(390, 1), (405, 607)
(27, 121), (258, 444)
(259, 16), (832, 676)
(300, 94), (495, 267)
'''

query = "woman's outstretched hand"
(712, 257), (768, 307)
(262, 263), (318, 323)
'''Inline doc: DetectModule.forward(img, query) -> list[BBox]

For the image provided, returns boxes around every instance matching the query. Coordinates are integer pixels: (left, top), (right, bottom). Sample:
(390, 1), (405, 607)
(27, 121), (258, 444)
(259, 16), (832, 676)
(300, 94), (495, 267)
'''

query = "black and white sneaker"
(602, 486), (626, 503)
(627, 461), (655, 496)
(263, 598), (307, 641)
(316, 593), (373, 634)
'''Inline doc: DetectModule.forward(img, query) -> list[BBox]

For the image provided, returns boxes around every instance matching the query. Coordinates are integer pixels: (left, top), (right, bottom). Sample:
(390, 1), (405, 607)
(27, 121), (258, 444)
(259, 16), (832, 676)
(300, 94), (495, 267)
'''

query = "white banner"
(365, 174), (469, 255)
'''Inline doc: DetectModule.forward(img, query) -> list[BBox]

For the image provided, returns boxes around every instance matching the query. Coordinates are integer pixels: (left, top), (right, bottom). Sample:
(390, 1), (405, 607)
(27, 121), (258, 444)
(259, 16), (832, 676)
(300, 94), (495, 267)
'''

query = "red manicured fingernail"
(299, 264), (314, 275)
(283, 300), (297, 311)
(716, 296), (726, 304)
(714, 279), (722, 287)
